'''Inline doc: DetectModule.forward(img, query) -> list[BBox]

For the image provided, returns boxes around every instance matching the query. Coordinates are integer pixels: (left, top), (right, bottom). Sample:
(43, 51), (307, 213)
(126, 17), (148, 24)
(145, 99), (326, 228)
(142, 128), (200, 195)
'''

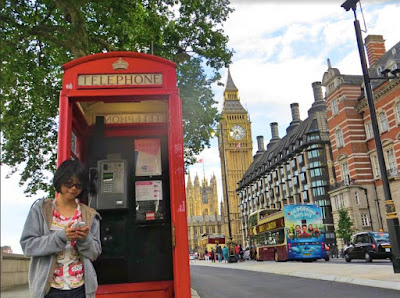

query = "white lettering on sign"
(77, 73), (163, 86)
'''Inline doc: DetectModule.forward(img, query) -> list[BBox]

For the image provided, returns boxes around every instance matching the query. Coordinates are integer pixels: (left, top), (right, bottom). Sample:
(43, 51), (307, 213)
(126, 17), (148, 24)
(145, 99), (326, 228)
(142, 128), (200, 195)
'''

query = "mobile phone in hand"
(71, 221), (86, 228)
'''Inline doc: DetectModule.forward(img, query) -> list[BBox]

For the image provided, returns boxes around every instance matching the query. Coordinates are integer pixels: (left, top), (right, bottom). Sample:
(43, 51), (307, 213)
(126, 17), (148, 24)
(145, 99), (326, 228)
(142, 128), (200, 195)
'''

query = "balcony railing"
(330, 177), (356, 190)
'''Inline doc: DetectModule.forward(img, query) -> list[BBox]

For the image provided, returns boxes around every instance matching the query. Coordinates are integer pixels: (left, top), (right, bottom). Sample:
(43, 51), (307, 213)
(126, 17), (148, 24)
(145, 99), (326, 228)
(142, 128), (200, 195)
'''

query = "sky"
(2, 0), (400, 254)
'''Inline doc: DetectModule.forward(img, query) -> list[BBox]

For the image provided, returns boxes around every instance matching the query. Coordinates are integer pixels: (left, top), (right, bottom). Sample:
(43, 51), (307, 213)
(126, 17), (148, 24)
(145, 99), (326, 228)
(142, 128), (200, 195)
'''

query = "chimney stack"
(312, 81), (323, 102)
(365, 35), (386, 67)
(256, 136), (265, 152)
(270, 122), (279, 140)
(290, 103), (301, 122)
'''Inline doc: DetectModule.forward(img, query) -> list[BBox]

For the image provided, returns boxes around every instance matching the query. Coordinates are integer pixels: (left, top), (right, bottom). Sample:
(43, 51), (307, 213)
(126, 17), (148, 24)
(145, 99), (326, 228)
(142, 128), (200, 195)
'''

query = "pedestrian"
(239, 244), (244, 261)
(204, 248), (209, 261)
(216, 244), (223, 262)
(211, 248), (215, 263)
(222, 246), (229, 263)
(20, 159), (102, 298)
(235, 244), (240, 260)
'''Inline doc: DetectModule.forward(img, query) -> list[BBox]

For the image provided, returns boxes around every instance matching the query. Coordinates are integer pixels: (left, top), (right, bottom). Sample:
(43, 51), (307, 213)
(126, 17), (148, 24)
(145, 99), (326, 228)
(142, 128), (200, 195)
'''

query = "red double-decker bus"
(199, 234), (226, 258)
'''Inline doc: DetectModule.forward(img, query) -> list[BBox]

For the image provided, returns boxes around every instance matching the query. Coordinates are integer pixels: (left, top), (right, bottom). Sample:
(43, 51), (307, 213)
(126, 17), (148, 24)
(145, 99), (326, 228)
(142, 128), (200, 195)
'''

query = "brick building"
(322, 35), (400, 248)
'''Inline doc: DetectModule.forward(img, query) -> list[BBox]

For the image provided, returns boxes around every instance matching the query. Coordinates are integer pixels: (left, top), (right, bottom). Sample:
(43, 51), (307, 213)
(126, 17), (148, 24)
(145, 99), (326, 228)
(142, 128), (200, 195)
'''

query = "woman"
(210, 248), (215, 263)
(222, 245), (229, 263)
(20, 159), (102, 298)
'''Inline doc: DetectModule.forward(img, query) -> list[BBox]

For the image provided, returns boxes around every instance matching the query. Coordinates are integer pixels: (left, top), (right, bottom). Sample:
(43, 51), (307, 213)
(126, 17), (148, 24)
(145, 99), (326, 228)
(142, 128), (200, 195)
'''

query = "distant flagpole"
(198, 157), (205, 178)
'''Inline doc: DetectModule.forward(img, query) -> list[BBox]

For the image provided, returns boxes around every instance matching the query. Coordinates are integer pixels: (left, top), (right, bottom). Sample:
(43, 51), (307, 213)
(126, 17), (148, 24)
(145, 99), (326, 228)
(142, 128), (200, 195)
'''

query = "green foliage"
(178, 58), (219, 165)
(0, 0), (233, 196)
(336, 208), (354, 244)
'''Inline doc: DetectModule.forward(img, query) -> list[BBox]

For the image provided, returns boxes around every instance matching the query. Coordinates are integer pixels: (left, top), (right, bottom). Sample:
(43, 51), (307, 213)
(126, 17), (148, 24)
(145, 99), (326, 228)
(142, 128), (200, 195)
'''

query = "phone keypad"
(103, 183), (113, 193)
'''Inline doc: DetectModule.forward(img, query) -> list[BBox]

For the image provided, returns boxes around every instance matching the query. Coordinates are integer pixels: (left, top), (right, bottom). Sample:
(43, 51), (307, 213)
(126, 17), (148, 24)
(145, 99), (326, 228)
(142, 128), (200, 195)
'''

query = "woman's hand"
(75, 225), (90, 240)
(65, 222), (90, 240)
(65, 222), (78, 241)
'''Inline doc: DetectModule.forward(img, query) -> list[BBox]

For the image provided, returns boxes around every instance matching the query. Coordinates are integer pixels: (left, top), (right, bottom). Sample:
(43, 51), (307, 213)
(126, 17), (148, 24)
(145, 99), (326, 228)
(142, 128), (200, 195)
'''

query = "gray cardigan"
(20, 199), (102, 298)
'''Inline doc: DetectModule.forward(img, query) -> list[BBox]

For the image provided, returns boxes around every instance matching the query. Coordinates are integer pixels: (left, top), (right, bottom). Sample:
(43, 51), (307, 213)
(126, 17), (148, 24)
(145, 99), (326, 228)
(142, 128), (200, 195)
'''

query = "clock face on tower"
(230, 125), (246, 140)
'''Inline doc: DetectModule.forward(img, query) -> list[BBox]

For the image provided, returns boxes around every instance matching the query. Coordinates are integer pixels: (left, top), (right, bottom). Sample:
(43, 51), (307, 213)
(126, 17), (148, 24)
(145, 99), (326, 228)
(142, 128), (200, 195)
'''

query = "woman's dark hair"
(53, 159), (89, 199)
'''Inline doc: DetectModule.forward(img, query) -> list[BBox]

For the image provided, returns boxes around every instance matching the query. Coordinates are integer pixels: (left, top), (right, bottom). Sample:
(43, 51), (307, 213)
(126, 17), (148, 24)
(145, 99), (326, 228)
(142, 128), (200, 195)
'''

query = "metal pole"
(352, 8), (400, 273)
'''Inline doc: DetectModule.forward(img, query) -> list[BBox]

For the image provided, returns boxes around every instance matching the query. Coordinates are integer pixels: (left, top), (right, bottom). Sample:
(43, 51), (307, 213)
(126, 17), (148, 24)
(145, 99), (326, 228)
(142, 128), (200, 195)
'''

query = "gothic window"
(379, 112), (389, 132)
(202, 189), (208, 204)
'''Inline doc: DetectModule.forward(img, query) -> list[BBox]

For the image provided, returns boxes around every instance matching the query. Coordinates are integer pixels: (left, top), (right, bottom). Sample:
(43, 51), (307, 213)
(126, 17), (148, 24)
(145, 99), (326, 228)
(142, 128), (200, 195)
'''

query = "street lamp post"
(341, 0), (400, 273)
(219, 122), (237, 263)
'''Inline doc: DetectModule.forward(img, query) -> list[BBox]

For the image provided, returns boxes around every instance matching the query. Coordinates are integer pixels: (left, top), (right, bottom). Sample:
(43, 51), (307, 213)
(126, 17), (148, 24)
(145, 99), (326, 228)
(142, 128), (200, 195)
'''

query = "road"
(190, 263), (399, 298)
(320, 256), (392, 265)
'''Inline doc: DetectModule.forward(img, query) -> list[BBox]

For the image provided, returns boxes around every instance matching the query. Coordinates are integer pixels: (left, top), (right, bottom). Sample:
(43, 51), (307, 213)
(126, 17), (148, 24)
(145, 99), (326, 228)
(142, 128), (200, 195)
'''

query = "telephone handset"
(89, 159), (128, 210)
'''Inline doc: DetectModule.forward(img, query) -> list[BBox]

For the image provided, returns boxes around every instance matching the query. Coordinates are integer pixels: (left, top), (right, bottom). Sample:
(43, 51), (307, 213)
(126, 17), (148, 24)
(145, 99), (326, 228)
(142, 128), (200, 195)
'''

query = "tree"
(336, 208), (354, 245)
(0, 0), (234, 195)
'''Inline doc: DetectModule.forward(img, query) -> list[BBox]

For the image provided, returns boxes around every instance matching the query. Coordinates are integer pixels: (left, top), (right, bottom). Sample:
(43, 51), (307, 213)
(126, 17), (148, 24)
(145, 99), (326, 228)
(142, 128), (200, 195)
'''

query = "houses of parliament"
(186, 172), (224, 252)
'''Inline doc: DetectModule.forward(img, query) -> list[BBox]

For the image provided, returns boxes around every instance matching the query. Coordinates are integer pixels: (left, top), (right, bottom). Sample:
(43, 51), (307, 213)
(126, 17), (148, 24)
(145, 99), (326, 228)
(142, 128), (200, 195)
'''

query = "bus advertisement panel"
(249, 204), (328, 262)
(284, 204), (328, 260)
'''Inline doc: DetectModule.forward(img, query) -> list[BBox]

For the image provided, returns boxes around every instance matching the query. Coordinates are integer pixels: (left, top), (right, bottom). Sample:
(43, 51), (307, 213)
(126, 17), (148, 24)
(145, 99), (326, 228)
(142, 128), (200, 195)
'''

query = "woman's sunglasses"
(63, 182), (83, 190)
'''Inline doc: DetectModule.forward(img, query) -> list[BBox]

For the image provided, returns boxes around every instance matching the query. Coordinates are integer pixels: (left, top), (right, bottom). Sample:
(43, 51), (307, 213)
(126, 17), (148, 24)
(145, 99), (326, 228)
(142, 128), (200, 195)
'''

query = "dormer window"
(392, 48), (397, 55)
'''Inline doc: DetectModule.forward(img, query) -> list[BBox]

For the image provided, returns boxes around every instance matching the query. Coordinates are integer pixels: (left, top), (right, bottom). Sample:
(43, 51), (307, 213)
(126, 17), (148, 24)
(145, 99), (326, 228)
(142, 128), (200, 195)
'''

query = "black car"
(344, 232), (392, 262)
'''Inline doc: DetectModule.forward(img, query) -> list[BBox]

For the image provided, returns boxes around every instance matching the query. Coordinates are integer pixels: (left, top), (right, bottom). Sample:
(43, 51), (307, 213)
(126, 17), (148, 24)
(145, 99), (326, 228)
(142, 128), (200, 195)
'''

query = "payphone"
(89, 159), (129, 210)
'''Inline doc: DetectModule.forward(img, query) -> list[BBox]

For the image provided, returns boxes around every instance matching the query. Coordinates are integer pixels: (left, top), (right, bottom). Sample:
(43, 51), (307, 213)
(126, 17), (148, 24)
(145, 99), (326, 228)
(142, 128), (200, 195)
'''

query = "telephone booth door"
(57, 52), (190, 297)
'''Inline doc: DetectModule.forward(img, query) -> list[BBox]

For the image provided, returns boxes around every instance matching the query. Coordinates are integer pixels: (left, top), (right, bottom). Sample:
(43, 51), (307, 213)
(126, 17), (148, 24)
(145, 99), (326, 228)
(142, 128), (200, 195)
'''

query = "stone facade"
(186, 173), (223, 252)
(218, 69), (254, 246)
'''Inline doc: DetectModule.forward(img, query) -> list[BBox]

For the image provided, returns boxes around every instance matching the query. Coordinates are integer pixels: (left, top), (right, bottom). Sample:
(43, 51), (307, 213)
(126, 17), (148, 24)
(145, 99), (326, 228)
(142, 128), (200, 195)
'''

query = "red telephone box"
(57, 52), (190, 297)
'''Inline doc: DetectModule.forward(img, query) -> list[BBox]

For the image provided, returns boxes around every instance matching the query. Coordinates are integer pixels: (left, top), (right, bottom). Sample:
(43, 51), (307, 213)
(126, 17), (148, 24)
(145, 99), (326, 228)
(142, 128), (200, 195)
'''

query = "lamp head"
(381, 68), (391, 77)
(341, 0), (360, 11)
(390, 63), (400, 77)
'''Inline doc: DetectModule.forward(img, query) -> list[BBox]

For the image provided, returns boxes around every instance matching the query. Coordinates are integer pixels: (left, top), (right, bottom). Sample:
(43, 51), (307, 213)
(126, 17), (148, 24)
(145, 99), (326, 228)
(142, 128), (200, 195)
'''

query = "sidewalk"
(2, 260), (398, 297)
(190, 259), (400, 291)
(1, 285), (201, 298)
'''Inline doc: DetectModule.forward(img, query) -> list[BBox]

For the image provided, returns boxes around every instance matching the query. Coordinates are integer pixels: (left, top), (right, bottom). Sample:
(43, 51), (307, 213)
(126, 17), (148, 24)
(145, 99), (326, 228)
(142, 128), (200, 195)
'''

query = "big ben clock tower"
(218, 69), (253, 246)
